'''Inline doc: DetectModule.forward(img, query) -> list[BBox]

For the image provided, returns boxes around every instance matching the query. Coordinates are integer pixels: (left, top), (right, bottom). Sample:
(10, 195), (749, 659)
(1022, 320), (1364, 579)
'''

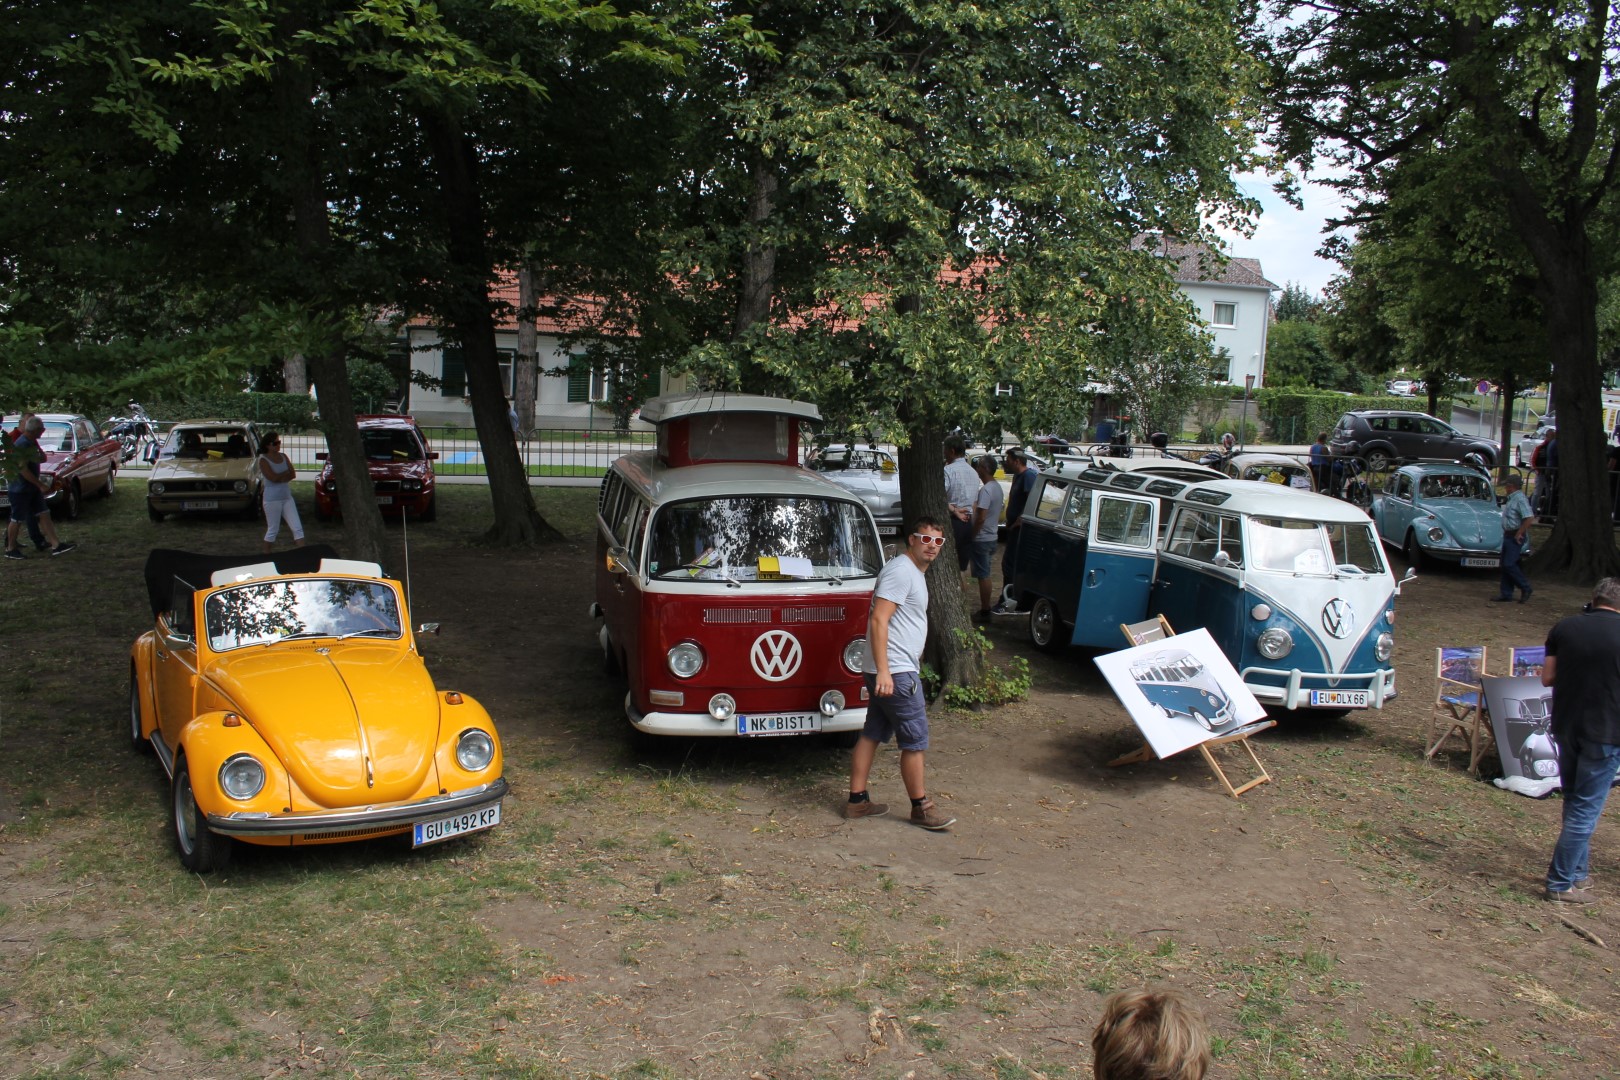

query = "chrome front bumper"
(1239, 666), (1397, 710)
(206, 778), (507, 837)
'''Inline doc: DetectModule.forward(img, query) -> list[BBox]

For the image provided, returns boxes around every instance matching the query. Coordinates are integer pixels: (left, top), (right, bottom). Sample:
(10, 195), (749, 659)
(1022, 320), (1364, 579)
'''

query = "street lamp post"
(1240, 374), (1255, 451)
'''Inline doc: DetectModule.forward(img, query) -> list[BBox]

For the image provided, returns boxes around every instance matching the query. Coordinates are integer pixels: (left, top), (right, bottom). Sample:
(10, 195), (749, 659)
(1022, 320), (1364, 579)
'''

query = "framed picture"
(1094, 627), (1267, 759)
(1481, 675), (1559, 783)
(1509, 646), (1546, 678)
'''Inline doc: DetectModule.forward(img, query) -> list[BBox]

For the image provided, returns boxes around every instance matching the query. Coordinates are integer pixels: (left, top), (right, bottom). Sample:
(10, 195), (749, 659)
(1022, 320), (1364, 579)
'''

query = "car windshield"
(33, 421), (73, 452)
(1249, 517), (1386, 576)
(204, 578), (403, 650)
(809, 448), (892, 473)
(362, 430), (424, 461)
(1418, 474), (1493, 501)
(648, 496), (883, 581)
(161, 428), (252, 459)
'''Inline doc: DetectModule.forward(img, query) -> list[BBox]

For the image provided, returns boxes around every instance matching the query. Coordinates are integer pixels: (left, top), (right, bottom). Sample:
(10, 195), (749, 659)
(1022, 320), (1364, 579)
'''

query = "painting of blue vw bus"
(1128, 650), (1235, 732)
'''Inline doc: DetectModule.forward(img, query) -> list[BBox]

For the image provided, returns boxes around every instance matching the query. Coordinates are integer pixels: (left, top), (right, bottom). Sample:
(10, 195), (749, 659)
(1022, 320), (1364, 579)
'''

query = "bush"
(148, 392), (318, 433)
(1194, 419), (1260, 443)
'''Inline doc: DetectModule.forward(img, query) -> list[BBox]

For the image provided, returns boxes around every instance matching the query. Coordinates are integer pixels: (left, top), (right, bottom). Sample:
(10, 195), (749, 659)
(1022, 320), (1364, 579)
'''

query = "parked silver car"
(803, 444), (903, 537)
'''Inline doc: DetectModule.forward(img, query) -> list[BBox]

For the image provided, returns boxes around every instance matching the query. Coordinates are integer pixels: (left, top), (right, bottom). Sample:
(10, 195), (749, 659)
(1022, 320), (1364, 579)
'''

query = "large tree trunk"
(897, 418), (983, 693)
(421, 110), (562, 545)
(281, 70), (388, 565)
(514, 264), (539, 434)
(1517, 224), (1620, 581)
(732, 153), (778, 343)
(1495, 380), (1517, 483)
(283, 352), (308, 397)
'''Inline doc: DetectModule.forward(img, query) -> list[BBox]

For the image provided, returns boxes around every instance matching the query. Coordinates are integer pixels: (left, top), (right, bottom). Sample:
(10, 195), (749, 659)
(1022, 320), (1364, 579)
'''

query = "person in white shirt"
(969, 455), (1004, 620)
(844, 518), (956, 831)
(943, 435), (979, 575)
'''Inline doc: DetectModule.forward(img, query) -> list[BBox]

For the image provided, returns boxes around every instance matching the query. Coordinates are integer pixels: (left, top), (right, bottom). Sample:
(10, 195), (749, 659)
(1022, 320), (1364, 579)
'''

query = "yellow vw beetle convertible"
(129, 548), (506, 872)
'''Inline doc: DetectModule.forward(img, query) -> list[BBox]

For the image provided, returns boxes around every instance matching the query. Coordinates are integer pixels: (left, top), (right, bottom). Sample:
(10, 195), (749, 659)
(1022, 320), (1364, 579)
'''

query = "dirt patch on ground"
(2, 494), (1617, 1078)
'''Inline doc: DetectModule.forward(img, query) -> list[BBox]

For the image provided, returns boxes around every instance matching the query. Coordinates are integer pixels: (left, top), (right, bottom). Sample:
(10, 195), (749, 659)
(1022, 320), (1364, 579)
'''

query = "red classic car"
(2, 413), (121, 519)
(313, 415), (438, 521)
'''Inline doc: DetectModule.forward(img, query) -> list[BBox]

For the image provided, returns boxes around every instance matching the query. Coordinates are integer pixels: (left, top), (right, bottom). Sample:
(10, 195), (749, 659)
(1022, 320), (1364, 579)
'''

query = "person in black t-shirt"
(1541, 578), (1620, 903)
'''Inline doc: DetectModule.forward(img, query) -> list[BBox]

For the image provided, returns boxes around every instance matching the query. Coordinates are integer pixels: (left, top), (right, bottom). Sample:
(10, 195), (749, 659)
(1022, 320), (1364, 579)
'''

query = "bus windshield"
(648, 496), (884, 582)
(1249, 517), (1386, 576)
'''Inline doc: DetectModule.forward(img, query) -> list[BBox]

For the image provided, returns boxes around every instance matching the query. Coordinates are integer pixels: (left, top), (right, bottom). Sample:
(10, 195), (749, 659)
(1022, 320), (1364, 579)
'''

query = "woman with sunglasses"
(256, 431), (305, 554)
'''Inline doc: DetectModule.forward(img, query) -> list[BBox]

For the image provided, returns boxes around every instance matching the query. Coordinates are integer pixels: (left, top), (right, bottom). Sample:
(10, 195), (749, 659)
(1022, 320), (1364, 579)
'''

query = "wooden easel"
(1109, 618), (1276, 798)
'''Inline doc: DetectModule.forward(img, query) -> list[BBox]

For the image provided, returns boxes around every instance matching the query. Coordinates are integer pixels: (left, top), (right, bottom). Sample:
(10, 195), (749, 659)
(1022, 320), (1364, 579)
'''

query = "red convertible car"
(314, 415), (438, 522)
(2, 412), (121, 519)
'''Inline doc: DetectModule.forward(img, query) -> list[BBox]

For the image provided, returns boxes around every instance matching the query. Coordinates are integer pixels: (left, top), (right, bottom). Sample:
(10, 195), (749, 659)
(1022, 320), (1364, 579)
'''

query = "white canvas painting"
(1481, 675), (1560, 785)
(1094, 627), (1268, 759)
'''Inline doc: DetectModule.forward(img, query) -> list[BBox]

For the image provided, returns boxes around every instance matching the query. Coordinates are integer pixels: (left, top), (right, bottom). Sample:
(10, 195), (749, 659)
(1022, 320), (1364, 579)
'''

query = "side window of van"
(1060, 487), (1092, 532)
(1032, 479), (1069, 522)
(598, 473), (620, 521)
(1095, 496), (1153, 548)
(1166, 509), (1241, 566)
(626, 504), (649, 569)
(611, 492), (641, 550)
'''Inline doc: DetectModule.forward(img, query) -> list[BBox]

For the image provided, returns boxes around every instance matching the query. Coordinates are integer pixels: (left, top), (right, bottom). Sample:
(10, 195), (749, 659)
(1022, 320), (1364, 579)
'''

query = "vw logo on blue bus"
(1321, 598), (1354, 639)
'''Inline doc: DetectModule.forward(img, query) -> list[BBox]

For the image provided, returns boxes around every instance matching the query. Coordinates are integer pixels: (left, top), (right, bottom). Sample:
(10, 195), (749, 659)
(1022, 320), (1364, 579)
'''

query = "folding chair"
(1109, 617), (1276, 798)
(1425, 646), (1490, 769)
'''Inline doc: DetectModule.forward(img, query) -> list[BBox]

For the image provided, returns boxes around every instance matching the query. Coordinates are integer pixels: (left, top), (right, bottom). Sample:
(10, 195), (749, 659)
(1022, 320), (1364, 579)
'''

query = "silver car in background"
(803, 444), (903, 537)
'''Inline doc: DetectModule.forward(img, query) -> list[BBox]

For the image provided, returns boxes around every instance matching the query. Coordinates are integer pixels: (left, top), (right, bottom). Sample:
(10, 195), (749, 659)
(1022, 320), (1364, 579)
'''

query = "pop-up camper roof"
(641, 391), (821, 467)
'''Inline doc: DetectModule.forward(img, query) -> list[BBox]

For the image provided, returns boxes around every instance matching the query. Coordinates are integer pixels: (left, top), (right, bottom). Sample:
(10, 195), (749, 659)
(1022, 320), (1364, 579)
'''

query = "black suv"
(1329, 410), (1497, 472)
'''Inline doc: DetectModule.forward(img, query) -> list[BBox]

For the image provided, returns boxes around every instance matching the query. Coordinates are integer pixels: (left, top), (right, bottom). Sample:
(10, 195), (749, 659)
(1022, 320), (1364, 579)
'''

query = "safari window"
(1032, 480), (1069, 523)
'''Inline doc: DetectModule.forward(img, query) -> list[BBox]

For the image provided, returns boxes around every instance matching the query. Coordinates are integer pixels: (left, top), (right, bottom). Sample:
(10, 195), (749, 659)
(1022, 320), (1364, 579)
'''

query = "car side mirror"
(606, 548), (631, 575)
(428, 452), (440, 460)
(316, 452), (329, 461)
(417, 622), (441, 635)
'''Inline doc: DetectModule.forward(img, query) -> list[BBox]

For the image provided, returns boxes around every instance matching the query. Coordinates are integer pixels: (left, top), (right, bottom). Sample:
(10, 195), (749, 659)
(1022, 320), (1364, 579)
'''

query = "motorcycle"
(1331, 457), (1373, 510)
(103, 400), (158, 463)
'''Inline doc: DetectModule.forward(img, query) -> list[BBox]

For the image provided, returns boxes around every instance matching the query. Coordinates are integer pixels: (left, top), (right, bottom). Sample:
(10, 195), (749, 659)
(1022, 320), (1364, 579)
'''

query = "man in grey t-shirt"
(845, 517), (956, 830)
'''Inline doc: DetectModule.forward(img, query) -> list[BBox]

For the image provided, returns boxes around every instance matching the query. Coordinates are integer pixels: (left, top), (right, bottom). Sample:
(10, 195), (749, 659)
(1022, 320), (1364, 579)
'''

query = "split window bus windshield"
(1249, 517), (1386, 576)
(648, 496), (883, 582)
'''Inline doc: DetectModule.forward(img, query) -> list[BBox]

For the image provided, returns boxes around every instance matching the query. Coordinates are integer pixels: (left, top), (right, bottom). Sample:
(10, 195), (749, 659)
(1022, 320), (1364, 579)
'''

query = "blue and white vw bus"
(1009, 470), (1398, 712)
(1127, 650), (1235, 730)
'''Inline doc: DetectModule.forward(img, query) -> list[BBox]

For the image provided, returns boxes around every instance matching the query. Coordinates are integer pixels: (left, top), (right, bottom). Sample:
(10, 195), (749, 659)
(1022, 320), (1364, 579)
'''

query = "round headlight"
(1375, 632), (1394, 662)
(668, 642), (704, 679)
(708, 694), (736, 720)
(820, 690), (845, 717)
(403, 478), (421, 491)
(1426, 526), (1445, 542)
(1257, 627), (1294, 660)
(843, 638), (869, 673)
(150, 482), (166, 495)
(234, 480), (248, 494)
(218, 754), (266, 800)
(455, 728), (496, 771)
(1250, 603), (1272, 621)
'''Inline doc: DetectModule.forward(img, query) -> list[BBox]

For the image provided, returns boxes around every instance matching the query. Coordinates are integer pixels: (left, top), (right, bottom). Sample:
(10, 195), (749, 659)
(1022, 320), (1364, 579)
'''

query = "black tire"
(148, 502), (164, 523)
(129, 668), (151, 753)
(1364, 447), (1393, 473)
(1028, 596), (1065, 652)
(419, 493), (437, 523)
(1190, 708), (1214, 731)
(172, 752), (233, 873)
(59, 482), (81, 521)
(1404, 530), (1426, 571)
(103, 467), (116, 498)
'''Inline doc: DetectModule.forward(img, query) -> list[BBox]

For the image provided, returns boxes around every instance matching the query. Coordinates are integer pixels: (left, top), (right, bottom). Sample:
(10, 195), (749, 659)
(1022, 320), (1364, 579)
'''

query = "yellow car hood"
(152, 457), (256, 483)
(206, 645), (441, 807)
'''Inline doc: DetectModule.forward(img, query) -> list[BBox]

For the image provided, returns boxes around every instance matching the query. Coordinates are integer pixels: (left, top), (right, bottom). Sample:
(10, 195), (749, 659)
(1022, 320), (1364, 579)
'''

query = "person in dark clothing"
(991, 449), (1038, 614)
(1540, 578), (1620, 903)
(5, 414), (75, 559)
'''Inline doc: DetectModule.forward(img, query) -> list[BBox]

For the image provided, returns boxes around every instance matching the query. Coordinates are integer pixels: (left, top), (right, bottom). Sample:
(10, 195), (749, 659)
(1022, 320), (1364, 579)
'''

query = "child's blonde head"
(1092, 987), (1210, 1080)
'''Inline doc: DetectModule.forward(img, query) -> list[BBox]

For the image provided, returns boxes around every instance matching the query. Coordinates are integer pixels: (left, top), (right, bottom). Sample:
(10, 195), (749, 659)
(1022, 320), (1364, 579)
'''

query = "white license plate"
(1461, 557), (1499, 568)
(376, 496), (393, 505)
(412, 803), (502, 847)
(737, 712), (822, 736)
(183, 500), (218, 510)
(1309, 690), (1369, 709)
(877, 525), (898, 536)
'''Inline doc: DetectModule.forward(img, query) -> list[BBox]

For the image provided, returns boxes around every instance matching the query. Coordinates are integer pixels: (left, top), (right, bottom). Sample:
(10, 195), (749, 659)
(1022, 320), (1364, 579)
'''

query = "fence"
(420, 423), (653, 480)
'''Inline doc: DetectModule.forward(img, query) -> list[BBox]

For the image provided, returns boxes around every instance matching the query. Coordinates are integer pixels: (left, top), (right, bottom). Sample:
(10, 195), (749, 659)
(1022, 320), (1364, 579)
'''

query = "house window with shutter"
(566, 355), (611, 403)
(442, 347), (466, 398)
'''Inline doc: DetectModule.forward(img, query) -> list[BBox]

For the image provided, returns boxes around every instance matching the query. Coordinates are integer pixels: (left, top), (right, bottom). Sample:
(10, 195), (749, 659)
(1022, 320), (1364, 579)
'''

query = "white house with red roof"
(1140, 235), (1278, 387)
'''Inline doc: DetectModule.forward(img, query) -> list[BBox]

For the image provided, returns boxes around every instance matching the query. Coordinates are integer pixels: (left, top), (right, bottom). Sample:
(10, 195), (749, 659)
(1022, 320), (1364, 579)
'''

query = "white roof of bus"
(638, 391), (822, 425)
(1174, 478), (1370, 522)
(614, 451), (864, 506)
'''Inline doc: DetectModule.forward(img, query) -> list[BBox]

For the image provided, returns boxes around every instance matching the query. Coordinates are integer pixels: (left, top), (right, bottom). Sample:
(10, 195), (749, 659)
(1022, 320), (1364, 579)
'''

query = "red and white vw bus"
(590, 392), (883, 737)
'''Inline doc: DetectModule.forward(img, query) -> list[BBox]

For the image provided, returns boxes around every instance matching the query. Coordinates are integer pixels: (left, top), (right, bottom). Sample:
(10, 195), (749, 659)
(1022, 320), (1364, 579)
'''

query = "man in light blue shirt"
(1493, 475), (1535, 603)
(845, 517), (956, 831)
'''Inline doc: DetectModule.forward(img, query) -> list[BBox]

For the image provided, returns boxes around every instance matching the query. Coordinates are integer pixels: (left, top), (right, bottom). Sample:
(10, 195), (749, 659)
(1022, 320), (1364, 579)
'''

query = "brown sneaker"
(910, 798), (956, 830)
(1545, 885), (1595, 904)
(843, 798), (888, 819)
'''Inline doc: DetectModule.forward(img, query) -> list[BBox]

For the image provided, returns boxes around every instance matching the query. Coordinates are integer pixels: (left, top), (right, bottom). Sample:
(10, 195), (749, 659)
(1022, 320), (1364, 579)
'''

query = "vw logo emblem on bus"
(1321, 599), (1354, 639)
(751, 630), (803, 681)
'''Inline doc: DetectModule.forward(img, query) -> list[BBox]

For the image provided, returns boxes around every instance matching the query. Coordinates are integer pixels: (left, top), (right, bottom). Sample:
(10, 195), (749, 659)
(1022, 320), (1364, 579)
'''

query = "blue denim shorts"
(970, 539), (996, 579)
(7, 482), (43, 524)
(862, 671), (930, 751)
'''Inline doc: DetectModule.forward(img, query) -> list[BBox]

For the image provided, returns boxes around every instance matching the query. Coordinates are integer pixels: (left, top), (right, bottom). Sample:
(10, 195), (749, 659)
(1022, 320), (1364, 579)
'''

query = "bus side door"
(1071, 491), (1158, 648)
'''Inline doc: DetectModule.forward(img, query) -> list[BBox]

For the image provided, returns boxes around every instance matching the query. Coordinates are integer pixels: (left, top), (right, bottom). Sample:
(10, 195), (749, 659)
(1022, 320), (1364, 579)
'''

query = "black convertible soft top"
(142, 546), (345, 618)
